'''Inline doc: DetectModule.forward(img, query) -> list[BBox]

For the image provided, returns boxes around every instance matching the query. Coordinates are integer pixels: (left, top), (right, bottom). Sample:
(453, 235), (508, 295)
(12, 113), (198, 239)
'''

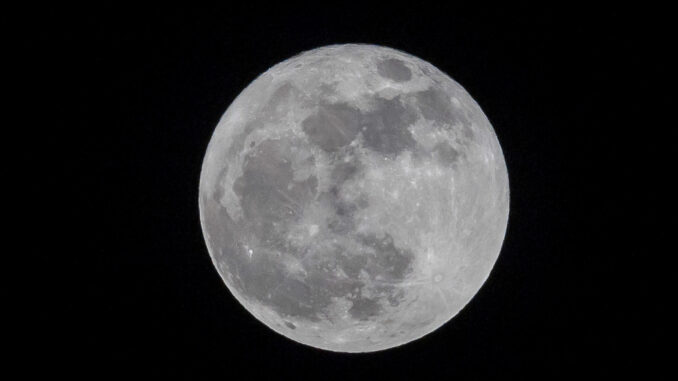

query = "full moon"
(199, 44), (509, 352)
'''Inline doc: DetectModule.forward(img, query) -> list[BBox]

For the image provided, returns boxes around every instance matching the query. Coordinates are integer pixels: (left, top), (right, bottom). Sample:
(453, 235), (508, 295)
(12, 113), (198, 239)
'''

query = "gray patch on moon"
(377, 58), (412, 82)
(361, 96), (418, 157)
(358, 233), (414, 280)
(302, 103), (362, 152)
(233, 139), (317, 238)
(413, 87), (475, 140)
(413, 87), (464, 126)
(227, 138), (416, 324)
(348, 296), (382, 321)
(433, 142), (461, 165)
(330, 159), (360, 185)
(302, 93), (418, 158)
(321, 158), (367, 235)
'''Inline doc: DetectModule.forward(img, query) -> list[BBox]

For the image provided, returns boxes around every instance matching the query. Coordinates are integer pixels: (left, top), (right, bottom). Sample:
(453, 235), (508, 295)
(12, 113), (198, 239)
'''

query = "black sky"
(23, 3), (670, 379)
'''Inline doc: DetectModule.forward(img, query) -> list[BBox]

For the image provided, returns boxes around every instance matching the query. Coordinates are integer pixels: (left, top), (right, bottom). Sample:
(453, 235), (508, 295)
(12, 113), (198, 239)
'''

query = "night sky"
(23, 4), (670, 378)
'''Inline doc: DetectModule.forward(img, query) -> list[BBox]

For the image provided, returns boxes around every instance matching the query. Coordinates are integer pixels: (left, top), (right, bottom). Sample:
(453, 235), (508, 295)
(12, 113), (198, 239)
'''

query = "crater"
(377, 58), (412, 82)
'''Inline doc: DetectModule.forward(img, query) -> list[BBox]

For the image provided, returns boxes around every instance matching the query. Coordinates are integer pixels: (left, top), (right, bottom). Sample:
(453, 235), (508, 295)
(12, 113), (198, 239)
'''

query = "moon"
(199, 44), (509, 352)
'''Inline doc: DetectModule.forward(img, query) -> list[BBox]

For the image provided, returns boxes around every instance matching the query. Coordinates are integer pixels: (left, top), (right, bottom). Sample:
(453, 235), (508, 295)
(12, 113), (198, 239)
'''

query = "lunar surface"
(199, 44), (509, 352)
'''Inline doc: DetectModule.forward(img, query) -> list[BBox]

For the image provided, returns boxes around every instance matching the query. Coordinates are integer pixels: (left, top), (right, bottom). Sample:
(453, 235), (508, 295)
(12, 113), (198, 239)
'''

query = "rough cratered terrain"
(199, 44), (509, 352)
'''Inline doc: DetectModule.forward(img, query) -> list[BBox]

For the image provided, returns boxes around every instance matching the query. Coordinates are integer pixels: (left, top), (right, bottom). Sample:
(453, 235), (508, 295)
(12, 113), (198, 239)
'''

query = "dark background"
(25, 3), (669, 379)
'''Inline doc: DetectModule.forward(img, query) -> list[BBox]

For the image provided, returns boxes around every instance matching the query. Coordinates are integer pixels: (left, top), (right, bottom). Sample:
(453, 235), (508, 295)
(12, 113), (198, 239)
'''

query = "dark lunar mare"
(207, 123), (420, 323)
(204, 80), (475, 325)
(302, 102), (363, 152)
(376, 58), (413, 82)
(361, 96), (418, 157)
(411, 87), (475, 141)
(302, 95), (419, 158)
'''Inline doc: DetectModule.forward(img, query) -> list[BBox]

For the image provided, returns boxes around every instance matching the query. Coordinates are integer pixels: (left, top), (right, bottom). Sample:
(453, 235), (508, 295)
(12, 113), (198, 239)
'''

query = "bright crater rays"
(199, 44), (509, 352)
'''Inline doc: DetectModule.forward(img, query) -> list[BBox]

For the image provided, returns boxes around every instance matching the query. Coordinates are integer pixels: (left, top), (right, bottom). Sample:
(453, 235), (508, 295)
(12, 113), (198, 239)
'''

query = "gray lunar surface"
(199, 44), (509, 352)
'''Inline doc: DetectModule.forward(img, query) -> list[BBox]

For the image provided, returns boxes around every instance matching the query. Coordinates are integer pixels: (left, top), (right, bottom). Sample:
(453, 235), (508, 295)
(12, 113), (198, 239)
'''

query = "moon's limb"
(199, 44), (509, 352)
